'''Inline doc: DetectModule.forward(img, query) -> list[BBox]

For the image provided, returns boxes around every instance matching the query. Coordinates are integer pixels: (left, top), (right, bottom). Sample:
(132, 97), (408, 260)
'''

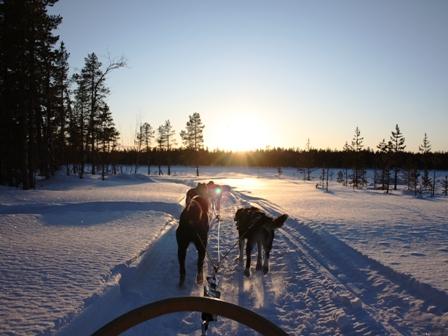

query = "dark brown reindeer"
(185, 183), (207, 207)
(176, 194), (210, 286)
(234, 207), (288, 277)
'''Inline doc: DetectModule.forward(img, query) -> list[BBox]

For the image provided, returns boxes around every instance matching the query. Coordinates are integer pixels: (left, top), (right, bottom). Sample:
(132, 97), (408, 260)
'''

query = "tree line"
(326, 125), (446, 196)
(1, 1), (447, 191)
(114, 143), (448, 171)
(133, 112), (205, 177)
(125, 122), (448, 197)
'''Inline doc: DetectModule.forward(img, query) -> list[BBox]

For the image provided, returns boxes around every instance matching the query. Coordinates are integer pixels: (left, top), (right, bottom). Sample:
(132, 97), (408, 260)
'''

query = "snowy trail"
(62, 184), (448, 335)
(59, 188), (266, 335)
(59, 222), (205, 335)
(62, 185), (448, 335)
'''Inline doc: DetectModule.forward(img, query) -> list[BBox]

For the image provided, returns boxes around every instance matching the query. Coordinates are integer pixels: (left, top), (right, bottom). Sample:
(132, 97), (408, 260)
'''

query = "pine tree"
(421, 168), (432, 194)
(97, 104), (119, 180)
(389, 124), (406, 190)
(302, 138), (314, 181)
(419, 133), (431, 154)
(156, 126), (164, 176)
(70, 73), (90, 178)
(134, 123), (144, 174)
(180, 112), (205, 176)
(156, 120), (176, 152)
(53, 42), (71, 174)
(157, 120), (176, 175)
(80, 53), (125, 175)
(350, 127), (366, 189)
(180, 112), (205, 150)
(135, 122), (154, 174)
(351, 127), (363, 152)
(141, 123), (155, 174)
(441, 176), (448, 196)
(342, 141), (352, 186)
(376, 138), (391, 193)
(419, 133), (432, 193)
(0, 0), (62, 188)
(82, 53), (107, 174)
(72, 53), (124, 177)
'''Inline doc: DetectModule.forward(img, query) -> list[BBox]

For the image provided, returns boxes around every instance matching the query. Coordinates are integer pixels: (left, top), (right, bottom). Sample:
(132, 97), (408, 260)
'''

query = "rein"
(197, 214), (262, 335)
(190, 198), (269, 335)
(196, 214), (259, 277)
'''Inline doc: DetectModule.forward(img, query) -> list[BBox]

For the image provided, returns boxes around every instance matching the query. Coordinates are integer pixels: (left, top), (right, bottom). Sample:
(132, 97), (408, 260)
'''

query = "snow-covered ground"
(1, 167), (447, 335)
(0, 175), (187, 335)
(219, 176), (448, 293)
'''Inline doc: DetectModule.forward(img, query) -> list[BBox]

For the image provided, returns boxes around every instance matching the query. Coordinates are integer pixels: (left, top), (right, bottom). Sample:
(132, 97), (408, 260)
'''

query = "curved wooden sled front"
(92, 296), (287, 336)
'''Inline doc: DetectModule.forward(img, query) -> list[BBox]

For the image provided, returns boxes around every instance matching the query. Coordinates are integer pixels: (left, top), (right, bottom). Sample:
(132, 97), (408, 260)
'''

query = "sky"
(50, 0), (448, 152)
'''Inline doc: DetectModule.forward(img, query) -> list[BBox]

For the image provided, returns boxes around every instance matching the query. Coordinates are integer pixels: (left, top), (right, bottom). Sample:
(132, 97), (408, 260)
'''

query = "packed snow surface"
(0, 167), (447, 335)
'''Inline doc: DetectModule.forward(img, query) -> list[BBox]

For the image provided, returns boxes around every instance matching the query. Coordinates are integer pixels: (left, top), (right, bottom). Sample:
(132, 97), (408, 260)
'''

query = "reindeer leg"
(244, 239), (252, 277)
(263, 249), (270, 274)
(263, 239), (273, 274)
(177, 245), (187, 286)
(256, 241), (262, 271)
(194, 233), (207, 284)
(176, 229), (188, 287)
(238, 236), (244, 265)
(197, 249), (205, 284)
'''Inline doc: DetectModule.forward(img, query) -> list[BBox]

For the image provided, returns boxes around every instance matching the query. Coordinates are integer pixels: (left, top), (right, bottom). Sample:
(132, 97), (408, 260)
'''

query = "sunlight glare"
(221, 114), (271, 151)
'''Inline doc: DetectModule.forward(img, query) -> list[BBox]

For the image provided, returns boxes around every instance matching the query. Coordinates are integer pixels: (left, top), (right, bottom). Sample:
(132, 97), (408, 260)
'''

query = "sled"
(92, 296), (287, 335)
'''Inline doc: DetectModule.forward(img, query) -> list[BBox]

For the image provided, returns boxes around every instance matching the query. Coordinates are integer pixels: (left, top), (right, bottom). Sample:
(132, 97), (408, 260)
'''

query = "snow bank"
(0, 175), (187, 335)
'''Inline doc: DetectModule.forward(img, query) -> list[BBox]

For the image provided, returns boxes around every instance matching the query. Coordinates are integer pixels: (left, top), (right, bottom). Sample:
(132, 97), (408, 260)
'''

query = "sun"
(220, 114), (271, 151)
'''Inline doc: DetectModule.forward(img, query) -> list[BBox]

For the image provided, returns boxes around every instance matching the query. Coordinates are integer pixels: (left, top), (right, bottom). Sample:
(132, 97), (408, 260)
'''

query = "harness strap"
(217, 216), (221, 264)
(195, 230), (218, 274)
(212, 218), (259, 273)
(197, 210), (269, 275)
(198, 211), (265, 335)
(187, 196), (204, 222)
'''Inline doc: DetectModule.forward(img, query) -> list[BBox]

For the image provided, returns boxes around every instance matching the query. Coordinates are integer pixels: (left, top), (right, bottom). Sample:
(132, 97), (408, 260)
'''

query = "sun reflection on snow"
(221, 177), (263, 192)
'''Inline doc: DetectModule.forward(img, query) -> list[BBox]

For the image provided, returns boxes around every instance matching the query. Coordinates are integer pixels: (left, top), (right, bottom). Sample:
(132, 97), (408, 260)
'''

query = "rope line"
(213, 219), (258, 273)
(196, 214), (259, 276)
(197, 204), (264, 335)
(217, 216), (221, 264)
(195, 230), (218, 275)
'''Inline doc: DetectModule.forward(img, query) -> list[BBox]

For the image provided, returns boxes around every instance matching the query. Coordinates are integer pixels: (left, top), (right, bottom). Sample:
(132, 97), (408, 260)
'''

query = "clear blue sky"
(51, 0), (448, 151)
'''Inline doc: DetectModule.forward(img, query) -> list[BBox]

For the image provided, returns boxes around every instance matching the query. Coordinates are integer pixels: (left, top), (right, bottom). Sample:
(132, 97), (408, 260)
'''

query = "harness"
(183, 195), (210, 234)
(196, 212), (265, 335)
(188, 192), (273, 334)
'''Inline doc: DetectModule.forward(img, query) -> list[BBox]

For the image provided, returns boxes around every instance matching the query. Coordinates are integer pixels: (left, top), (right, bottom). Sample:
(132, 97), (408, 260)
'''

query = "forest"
(1, 1), (447, 190)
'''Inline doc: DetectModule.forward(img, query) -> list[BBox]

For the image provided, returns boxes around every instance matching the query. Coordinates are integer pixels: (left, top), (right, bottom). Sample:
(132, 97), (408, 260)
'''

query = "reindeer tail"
(274, 214), (288, 228)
